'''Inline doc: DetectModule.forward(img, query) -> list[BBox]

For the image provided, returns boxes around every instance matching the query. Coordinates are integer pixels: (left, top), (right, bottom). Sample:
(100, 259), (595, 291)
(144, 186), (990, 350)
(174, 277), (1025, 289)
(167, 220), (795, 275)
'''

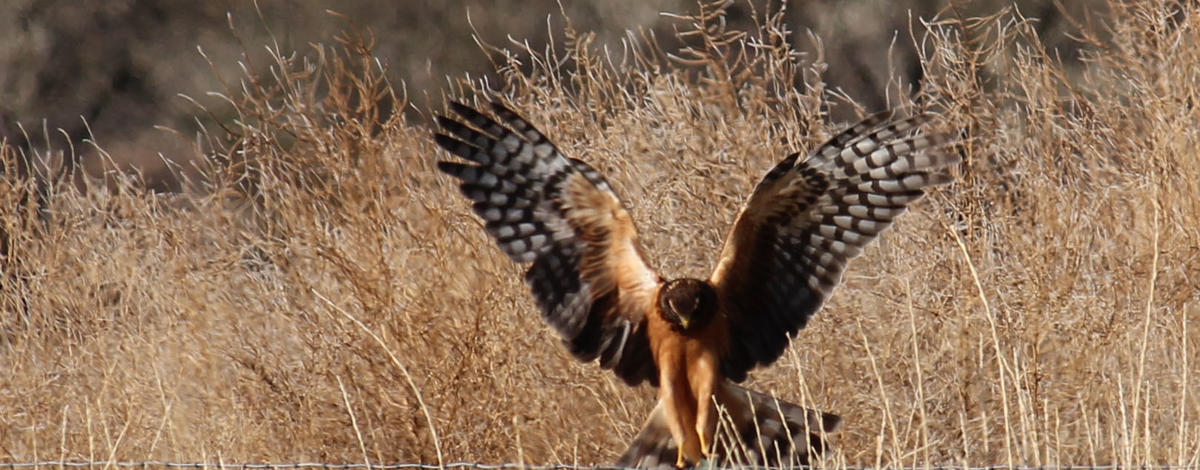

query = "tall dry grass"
(2, 0), (1198, 467)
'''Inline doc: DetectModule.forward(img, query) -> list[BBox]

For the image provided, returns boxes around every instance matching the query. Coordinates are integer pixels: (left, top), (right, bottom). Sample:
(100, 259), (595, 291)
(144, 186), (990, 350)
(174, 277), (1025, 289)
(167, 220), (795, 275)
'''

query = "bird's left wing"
(435, 100), (663, 386)
(709, 110), (960, 382)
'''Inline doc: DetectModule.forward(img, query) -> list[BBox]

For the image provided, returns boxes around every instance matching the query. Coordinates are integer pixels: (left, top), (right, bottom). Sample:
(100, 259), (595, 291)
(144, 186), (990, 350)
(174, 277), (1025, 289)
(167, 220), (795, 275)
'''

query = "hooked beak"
(680, 317), (690, 329)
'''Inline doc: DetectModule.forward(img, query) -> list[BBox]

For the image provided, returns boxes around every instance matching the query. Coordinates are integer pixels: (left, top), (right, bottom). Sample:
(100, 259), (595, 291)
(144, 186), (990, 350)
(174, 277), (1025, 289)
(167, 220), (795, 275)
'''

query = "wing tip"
(432, 133), (473, 154)
(435, 159), (475, 176)
(489, 99), (519, 118)
(447, 100), (476, 117)
(434, 114), (462, 130)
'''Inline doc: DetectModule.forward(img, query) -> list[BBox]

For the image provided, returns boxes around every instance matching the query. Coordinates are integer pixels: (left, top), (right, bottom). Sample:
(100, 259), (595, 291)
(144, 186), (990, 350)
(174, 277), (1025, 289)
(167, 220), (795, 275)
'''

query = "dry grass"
(2, 0), (1198, 467)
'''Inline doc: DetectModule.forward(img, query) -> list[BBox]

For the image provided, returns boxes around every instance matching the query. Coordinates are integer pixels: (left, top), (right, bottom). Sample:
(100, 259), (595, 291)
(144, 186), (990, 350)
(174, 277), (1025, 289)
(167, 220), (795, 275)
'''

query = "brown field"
(2, 0), (1198, 467)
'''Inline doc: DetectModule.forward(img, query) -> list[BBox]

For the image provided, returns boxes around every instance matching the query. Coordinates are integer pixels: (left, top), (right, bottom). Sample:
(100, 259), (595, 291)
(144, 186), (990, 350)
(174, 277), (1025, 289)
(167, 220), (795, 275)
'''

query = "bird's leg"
(677, 397), (702, 467)
(691, 355), (718, 458)
(666, 408), (687, 469)
(658, 369), (691, 468)
(695, 392), (714, 458)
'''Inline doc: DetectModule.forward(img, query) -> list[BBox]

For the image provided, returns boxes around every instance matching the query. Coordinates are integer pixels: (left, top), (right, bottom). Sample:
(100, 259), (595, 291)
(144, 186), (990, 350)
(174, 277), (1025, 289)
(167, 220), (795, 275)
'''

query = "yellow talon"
(699, 434), (711, 458)
(675, 448), (688, 469)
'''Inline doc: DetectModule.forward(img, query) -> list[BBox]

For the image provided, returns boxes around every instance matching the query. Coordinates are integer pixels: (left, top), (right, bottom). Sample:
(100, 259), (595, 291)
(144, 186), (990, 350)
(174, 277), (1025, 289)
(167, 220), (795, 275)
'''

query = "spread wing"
(434, 100), (663, 386)
(710, 110), (960, 382)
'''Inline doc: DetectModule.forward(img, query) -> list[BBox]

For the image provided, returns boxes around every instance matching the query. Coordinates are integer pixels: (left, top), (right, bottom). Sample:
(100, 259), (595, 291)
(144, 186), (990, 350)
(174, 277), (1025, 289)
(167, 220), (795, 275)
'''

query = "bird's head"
(658, 278), (717, 332)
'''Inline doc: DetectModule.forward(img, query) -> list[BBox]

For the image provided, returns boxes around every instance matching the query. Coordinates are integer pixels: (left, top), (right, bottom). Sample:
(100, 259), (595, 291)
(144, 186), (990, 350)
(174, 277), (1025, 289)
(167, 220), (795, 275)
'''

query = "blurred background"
(0, 0), (1092, 191)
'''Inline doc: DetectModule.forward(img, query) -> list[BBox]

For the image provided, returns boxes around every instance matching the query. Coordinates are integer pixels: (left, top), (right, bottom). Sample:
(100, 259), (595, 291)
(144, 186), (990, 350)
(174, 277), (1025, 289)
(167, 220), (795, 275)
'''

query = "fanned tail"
(616, 383), (840, 469)
(714, 383), (841, 467)
(617, 401), (677, 469)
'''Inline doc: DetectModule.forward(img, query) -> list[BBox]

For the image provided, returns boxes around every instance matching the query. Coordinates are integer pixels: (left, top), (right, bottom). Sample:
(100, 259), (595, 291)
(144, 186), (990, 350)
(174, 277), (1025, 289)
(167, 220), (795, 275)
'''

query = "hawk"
(433, 99), (958, 468)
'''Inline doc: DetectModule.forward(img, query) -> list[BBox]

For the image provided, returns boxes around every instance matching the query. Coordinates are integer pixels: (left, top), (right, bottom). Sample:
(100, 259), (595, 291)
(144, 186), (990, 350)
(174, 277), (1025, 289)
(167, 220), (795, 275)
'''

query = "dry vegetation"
(2, 0), (1198, 467)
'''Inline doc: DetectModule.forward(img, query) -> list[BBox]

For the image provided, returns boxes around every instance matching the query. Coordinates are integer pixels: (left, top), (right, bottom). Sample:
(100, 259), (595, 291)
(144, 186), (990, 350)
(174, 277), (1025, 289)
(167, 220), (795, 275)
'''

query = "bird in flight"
(433, 98), (959, 468)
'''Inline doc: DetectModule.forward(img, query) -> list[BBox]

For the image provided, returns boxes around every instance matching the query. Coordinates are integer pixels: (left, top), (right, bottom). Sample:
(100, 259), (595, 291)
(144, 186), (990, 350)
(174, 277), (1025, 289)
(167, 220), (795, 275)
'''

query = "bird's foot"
(674, 449), (688, 469)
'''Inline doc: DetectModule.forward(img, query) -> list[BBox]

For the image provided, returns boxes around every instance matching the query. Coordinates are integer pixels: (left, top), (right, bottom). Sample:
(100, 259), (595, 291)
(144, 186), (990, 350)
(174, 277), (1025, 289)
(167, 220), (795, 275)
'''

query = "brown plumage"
(434, 99), (959, 468)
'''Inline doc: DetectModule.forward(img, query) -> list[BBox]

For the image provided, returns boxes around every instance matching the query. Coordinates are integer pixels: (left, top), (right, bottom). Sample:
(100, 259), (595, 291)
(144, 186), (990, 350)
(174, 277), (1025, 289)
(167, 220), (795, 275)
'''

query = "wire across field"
(4, 464), (1199, 470)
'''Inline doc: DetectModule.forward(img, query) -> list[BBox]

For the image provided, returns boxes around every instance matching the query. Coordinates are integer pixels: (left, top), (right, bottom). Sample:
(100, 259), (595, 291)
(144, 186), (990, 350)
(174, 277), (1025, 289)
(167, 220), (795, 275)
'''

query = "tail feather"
(716, 383), (841, 467)
(617, 402), (676, 469)
(617, 384), (840, 468)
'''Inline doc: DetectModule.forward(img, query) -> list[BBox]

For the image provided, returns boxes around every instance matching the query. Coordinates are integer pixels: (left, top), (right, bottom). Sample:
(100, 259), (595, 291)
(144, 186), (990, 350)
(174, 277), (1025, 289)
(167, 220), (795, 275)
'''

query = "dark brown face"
(658, 278), (717, 332)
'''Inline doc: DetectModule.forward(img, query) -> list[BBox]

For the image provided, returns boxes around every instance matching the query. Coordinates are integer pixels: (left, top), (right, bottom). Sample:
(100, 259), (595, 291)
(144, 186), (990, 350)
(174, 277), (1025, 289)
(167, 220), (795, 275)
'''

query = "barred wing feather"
(710, 110), (960, 382)
(435, 100), (663, 386)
